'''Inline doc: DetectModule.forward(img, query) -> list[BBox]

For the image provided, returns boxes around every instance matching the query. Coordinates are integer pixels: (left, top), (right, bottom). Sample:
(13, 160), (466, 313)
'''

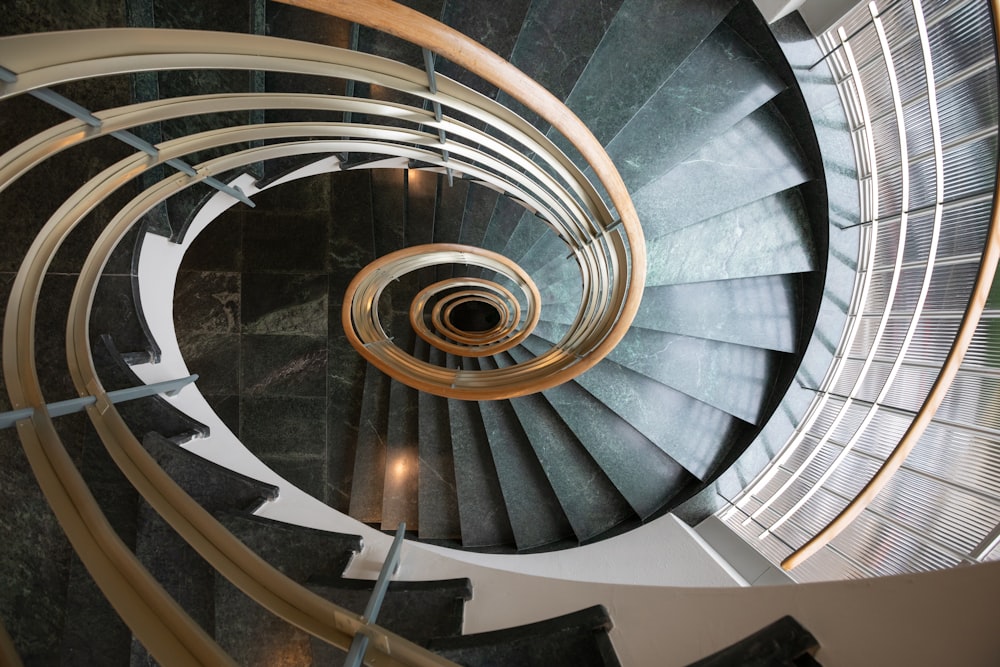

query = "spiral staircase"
(4, 0), (999, 665)
(160, 0), (825, 554)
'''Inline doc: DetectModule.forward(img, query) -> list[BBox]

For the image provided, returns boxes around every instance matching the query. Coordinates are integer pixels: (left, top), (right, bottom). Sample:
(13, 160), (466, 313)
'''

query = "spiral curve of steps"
(162, 0), (827, 553)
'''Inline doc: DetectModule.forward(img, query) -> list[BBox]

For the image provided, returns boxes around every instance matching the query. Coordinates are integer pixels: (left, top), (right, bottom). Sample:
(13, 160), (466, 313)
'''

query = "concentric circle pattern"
(345, 243), (549, 395)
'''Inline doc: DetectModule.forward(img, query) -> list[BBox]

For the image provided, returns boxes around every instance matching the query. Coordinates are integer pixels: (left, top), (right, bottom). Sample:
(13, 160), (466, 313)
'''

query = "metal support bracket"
(0, 375), (198, 430)
(344, 522), (406, 667)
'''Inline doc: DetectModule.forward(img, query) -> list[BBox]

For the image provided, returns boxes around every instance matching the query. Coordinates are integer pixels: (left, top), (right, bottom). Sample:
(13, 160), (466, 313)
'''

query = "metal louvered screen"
(720, 0), (1000, 582)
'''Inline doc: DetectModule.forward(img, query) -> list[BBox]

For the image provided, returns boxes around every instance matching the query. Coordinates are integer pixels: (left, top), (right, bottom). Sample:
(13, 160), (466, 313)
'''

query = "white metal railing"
(721, 0), (1000, 579)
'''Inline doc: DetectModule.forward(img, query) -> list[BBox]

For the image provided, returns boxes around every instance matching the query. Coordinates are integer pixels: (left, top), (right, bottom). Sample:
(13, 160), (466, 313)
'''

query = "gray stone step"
(308, 577), (471, 664)
(537, 273), (803, 353)
(348, 364), (390, 524)
(500, 211), (551, 268)
(474, 356), (575, 551)
(488, 353), (635, 543)
(531, 319), (778, 425)
(495, 0), (627, 133)
(381, 374), (420, 532)
(507, 345), (694, 520)
(630, 103), (813, 241)
(549, 0), (737, 164)
(213, 513), (362, 667)
(631, 274), (804, 352)
(644, 188), (816, 286)
(417, 343), (462, 541)
(427, 605), (620, 667)
(601, 21), (786, 195)
(457, 182), (502, 252)
(541, 186), (816, 304)
(521, 336), (743, 481)
(446, 354), (515, 548)
(132, 434), (279, 666)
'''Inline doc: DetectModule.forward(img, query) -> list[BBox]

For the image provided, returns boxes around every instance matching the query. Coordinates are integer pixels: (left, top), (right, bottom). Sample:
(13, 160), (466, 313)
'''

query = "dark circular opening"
(449, 299), (502, 332)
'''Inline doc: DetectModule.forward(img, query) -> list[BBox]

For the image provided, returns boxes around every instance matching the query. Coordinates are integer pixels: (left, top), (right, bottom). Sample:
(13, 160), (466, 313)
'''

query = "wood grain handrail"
(1, 137), (461, 665)
(277, 0), (647, 394)
(781, 0), (1000, 571)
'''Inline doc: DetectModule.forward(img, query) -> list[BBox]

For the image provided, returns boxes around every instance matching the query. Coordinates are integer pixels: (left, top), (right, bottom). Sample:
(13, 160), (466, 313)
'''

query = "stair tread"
(427, 604), (620, 667)
(475, 355), (576, 550)
(489, 353), (635, 543)
(481, 195), (531, 256)
(307, 576), (470, 664)
(496, 0), (627, 133)
(521, 335), (742, 480)
(645, 188), (816, 286)
(457, 183), (502, 265)
(417, 344), (462, 541)
(531, 320), (777, 425)
(507, 345), (693, 519)
(551, 0), (737, 153)
(604, 21), (786, 194)
(539, 188), (816, 305)
(633, 274), (803, 352)
(437, 0), (533, 99)
(537, 273), (803, 352)
(501, 211), (551, 266)
(631, 103), (813, 240)
(447, 355), (516, 548)
(348, 364), (390, 524)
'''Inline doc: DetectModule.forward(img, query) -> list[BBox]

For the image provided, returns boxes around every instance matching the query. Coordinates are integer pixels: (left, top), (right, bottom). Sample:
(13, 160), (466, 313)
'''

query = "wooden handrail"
(277, 0), (647, 396)
(781, 0), (1000, 571)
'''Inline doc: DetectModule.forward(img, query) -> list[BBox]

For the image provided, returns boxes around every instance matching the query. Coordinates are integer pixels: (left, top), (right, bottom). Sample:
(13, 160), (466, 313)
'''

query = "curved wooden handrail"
(62, 145), (458, 664)
(781, 0), (1000, 571)
(276, 0), (647, 392)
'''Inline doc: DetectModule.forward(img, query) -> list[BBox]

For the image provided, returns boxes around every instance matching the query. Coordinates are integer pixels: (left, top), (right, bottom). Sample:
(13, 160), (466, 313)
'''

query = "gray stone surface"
(631, 103), (812, 241)
(416, 345), (462, 541)
(604, 22), (786, 194)
(349, 365), (390, 524)
(475, 357), (574, 551)
(521, 336), (740, 481)
(446, 363), (515, 548)
(644, 188), (816, 286)
(428, 605), (620, 667)
(490, 353), (635, 543)
(627, 274), (803, 352)
(551, 0), (736, 152)
(496, 0), (625, 132)
(507, 346), (691, 520)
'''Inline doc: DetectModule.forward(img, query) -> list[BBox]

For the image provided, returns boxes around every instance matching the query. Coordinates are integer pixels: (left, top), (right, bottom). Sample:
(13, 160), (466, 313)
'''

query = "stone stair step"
(521, 335), (743, 481)
(308, 576), (471, 664)
(647, 188), (816, 285)
(416, 343), (462, 541)
(446, 353), (515, 548)
(348, 364), (390, 524)
(605, 326), (781, 425)
(131, 433), (278, 665)
(602, 21), (786, 195)
(631, 274), (804, 352)
(427, 605), (620, 667)
(489, 352), (638, 542)
(496, 0), (628, 133)
(631, 103), (813, 240)
(507, 344), (695, 519)
(213, 513), (362, 667)
(474, 356), (575, 551)
(549, 0), (737, 165)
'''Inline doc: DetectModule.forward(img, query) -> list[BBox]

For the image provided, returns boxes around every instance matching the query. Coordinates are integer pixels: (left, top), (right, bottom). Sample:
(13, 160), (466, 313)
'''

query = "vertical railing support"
(344, 523), (406, 667)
